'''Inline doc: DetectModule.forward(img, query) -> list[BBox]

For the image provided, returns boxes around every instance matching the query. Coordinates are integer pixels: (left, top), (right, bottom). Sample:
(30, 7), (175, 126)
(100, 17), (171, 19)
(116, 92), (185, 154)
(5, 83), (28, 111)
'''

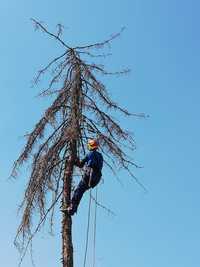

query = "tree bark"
(62, 151), (74, 267)
(62, 61), (82, 267)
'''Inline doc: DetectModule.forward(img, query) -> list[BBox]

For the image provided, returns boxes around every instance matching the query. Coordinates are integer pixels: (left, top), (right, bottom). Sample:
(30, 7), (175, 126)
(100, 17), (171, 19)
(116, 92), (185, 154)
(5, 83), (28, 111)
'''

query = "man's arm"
(74, 156), (88, 168)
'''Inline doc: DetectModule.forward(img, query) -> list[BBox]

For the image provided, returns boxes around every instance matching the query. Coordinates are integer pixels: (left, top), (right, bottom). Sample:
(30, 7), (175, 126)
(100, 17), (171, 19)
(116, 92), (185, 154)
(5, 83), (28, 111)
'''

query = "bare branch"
(33, 51), (68, 85)
(91, 194), (116, 216)
(31, 18), (71, 49)
(74, 27), (126, 50)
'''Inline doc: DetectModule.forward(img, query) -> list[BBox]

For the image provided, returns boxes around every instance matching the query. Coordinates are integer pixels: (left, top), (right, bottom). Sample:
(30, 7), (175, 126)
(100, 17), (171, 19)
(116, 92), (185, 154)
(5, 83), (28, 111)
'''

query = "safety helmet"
(87, 139), (99, 150)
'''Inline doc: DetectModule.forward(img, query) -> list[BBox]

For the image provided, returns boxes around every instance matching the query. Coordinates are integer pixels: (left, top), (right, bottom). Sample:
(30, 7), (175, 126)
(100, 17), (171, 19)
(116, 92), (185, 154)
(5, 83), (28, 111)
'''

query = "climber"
(62, 139), (103, 216)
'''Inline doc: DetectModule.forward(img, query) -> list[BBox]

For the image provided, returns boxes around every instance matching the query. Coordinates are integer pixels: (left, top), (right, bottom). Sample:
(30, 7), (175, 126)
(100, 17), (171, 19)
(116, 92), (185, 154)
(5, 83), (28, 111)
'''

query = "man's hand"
(74, 157), (84, 167)
(74, 157), (80, 164)
(68, 155), (80, 164)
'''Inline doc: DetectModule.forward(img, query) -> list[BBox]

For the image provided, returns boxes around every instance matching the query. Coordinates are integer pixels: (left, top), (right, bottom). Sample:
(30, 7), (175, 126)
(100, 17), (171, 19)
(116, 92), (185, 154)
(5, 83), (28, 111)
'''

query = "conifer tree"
(12, 19), (145, 267)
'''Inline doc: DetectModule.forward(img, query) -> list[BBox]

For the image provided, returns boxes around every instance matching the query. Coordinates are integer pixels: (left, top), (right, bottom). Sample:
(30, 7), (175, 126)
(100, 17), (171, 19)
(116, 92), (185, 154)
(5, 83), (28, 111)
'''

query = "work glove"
(74, 157), (81, 166)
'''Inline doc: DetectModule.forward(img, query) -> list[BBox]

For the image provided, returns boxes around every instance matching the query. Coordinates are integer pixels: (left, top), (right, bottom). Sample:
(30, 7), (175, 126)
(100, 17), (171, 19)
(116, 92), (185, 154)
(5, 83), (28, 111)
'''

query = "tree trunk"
(61, 62), (82, 267)
(62, 150), (74, 267)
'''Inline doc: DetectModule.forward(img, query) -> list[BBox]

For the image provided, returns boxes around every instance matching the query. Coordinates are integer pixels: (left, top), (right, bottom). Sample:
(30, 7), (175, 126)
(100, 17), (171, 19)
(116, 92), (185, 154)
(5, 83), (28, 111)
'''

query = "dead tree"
(12, 19), (146, 267)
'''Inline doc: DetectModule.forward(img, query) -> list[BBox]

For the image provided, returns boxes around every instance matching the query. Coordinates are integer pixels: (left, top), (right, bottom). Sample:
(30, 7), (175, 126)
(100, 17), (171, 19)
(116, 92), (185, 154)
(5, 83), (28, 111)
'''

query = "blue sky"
(1, 0), (200, 266)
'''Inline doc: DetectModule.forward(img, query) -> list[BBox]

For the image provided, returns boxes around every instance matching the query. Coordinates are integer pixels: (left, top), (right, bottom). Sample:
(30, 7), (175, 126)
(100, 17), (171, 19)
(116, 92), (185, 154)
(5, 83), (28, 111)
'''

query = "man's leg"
(64, 173), (101, 215)
(67, 175), (90, 215)
(90, 172), (102, 188)
(71, 180), (88, 211)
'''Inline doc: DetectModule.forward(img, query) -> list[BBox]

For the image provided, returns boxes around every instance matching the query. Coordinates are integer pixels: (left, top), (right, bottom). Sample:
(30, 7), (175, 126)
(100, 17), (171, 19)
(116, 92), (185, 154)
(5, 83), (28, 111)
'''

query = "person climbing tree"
(62, 139), (103, 215)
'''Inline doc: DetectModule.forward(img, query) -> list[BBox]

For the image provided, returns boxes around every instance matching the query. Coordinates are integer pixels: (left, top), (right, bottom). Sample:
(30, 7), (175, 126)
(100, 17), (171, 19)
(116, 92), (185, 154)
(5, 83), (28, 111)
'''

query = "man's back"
(85, 150), (103, 173)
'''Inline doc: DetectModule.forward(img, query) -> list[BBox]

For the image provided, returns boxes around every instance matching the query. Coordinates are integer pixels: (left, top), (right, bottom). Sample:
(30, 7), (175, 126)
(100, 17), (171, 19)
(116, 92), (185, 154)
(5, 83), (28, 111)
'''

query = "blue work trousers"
(71, 172), (101, 212)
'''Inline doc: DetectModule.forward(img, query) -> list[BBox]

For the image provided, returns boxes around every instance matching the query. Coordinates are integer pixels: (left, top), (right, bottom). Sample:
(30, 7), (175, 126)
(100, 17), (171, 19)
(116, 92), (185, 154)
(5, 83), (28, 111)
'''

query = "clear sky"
(1, 0), (200, 266)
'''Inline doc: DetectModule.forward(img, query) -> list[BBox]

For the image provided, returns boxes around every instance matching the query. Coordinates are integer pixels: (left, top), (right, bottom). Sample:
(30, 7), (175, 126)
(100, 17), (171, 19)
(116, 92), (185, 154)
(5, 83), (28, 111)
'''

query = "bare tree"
(12, 19), (146, 267)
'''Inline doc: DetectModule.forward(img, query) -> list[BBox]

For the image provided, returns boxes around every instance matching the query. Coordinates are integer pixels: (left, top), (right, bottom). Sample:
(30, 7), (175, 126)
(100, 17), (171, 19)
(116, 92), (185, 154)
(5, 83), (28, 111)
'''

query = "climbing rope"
(83, 187), (98, 267)
(83, 189), (92, 267)
(92, 187), (98, 267)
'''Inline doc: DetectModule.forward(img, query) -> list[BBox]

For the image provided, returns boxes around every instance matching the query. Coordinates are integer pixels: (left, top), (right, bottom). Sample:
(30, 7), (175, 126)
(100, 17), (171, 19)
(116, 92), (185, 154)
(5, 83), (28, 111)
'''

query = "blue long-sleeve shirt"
(80, 150), (103, 174)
